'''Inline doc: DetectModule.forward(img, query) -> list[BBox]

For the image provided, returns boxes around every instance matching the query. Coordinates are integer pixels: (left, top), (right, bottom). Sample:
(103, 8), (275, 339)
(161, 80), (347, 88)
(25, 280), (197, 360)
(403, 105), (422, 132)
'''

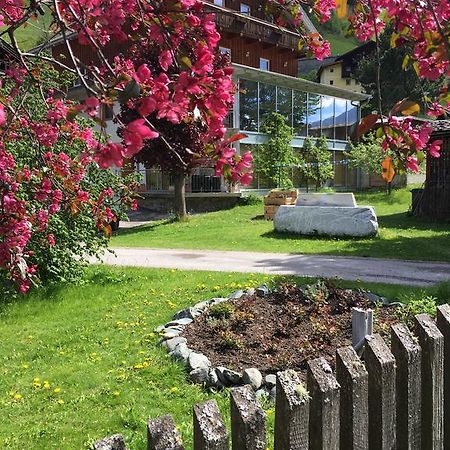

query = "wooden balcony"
(204, 3), (301, 50)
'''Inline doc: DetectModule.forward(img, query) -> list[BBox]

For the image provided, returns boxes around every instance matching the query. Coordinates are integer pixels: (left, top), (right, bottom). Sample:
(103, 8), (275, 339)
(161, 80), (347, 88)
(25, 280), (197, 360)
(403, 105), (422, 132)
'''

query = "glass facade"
(239, 78), (360, 141)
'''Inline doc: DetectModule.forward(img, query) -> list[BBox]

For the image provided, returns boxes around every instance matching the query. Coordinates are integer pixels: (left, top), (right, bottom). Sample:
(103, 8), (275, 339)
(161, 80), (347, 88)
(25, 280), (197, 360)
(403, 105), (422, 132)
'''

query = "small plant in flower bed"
(182, 281), (406, 376)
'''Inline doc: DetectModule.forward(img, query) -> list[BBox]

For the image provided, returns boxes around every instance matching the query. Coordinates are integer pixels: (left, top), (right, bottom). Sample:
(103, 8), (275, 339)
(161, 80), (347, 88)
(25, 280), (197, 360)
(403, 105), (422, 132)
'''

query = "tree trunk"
(173, 172), (187, 219)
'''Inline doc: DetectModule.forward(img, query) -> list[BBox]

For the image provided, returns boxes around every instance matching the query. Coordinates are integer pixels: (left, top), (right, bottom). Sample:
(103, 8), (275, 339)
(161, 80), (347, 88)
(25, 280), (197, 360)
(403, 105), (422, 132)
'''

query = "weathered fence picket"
(230, 385), (266, 450)
(365, 334), (396, 450)
(414, 313), (444, 450)
(97, 308), (450, 450)
(274, 369), (309, 450)
(193, 400), (228, 450)
(437, 304), (450, 450)
(307, 357), (340, 450)
(335, 346), (368, 450)
(391, 323), (422, 450)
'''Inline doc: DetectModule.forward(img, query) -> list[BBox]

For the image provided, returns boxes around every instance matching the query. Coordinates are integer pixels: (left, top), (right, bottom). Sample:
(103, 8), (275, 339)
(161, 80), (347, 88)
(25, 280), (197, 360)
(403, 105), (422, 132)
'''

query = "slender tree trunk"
(173, 172), (187, 219)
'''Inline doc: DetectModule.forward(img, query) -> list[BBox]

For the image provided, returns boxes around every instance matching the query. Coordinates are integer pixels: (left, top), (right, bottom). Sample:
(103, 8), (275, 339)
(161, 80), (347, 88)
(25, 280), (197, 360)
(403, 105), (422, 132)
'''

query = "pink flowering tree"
(0, 0), (448, 291)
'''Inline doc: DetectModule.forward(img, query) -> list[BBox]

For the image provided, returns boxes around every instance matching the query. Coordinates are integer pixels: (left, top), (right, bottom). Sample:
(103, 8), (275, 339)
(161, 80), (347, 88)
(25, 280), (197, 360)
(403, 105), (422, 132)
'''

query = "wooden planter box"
(264, 189), (297, 220)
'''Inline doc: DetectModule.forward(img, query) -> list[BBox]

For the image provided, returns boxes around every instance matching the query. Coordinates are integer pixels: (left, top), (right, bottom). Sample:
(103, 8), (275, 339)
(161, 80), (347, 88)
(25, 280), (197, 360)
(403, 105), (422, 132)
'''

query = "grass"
(112, 188), (450, 262)
(1, 266), (448, 449)
(322, 31), (359, 55)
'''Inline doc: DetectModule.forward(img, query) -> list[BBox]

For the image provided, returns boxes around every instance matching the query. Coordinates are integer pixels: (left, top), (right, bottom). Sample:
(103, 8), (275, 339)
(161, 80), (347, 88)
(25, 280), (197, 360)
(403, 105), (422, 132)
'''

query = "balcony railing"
(204, 3), (301, 50)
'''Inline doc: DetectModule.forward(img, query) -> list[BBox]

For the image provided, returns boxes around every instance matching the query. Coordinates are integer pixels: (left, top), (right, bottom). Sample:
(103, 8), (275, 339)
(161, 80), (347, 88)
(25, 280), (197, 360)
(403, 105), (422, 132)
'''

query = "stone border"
(156, 285), (400, 401)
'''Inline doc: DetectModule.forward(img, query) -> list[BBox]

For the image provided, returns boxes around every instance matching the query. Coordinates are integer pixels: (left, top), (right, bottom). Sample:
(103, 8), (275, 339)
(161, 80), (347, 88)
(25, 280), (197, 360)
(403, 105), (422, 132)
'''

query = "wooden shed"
(413, 120), (450, 219)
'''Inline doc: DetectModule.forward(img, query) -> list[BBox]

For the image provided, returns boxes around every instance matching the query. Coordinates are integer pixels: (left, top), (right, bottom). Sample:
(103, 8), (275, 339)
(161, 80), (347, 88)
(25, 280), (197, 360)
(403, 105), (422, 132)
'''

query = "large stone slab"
(295, 193), (357, 207)
(274, 205), (378, 237)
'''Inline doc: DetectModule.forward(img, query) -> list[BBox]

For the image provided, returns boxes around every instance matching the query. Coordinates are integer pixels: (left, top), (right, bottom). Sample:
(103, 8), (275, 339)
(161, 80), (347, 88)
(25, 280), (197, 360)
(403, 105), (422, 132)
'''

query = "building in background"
(315, 41), (376, 93)
(47, 2), (370, 208)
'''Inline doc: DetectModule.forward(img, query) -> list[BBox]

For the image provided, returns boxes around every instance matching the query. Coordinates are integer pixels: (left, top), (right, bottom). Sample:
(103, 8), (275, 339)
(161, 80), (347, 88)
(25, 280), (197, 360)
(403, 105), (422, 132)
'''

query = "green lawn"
(1, 266), (446, 449)
(112, 188), (450, 262)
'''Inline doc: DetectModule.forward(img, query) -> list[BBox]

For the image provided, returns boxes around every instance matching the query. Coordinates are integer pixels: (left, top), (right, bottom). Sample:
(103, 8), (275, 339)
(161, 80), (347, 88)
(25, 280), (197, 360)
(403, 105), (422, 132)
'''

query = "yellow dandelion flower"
(43, 381), (50, 389)
(57, 399), (65, 404)
(14, 393), (22, 400)
(113, 391), (120, 396)
(170, 387), (179, 393)
(53, 388), (61, 393)
(33, 377), (40, 382)
(22, 364), (29, 369)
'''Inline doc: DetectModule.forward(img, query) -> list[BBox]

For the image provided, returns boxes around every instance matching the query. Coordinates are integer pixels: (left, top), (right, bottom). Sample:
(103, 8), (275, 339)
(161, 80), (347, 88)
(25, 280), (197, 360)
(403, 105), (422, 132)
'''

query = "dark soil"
(182, 282), (400, 378)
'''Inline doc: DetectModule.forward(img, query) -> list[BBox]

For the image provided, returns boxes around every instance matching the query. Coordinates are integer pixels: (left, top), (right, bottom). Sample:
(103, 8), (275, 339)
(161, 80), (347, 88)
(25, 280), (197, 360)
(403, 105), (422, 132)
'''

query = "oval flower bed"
(157, 281), (402, 399)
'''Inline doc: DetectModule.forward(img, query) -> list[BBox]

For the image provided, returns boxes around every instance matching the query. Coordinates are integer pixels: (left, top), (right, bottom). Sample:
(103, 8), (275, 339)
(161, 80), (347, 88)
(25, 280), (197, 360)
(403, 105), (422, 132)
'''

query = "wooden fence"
(95, 305), (450, 450)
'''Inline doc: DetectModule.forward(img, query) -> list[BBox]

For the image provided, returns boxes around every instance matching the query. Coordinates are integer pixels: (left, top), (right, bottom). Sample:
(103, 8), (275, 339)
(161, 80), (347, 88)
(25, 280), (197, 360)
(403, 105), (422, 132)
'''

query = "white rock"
(170, 343), (192, 364)
(166, 318), (193, 327)
(242, 368), (263, 390)
(189, 367), (209, 384)
(274, 205), (378, 237)
(188, 352), (211, 371)
(295, 193), (357, 207)
(162, 337), (187, 352)
(264, 374), (277, 389)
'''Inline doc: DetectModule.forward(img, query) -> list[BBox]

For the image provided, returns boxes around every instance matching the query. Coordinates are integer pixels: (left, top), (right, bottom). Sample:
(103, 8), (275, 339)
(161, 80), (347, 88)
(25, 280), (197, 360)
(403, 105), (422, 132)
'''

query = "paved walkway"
(98, 247), (450, 286)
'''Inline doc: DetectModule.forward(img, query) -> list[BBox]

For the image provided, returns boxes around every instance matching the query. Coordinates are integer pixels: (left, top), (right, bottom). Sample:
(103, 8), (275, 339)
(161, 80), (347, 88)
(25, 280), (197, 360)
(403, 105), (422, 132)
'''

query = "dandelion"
(22, 363), (29, 369)
(13, 393), (23, 400)
(57, 399), (65, 404)
(53, 388), (61, 394)
(43, 381), (50, 389)
(113, 391), (120, 396)
(170, 387), (179, 393)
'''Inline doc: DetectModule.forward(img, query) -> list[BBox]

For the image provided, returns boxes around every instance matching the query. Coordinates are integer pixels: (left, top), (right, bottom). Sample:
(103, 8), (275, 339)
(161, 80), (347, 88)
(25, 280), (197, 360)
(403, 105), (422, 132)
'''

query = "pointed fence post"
(415, 313), (444, 450)
(336, 346), (368, 450)
(391, 323), (422, 450)
(365, 334), (396, 450)
(274, 369), (309, 450)
(147, 415), (185, 450)
(193, 400), (229, 450)
(437, 304), (450, 450)
(230, 385), (266, 450)
(307, 357), (340, 450)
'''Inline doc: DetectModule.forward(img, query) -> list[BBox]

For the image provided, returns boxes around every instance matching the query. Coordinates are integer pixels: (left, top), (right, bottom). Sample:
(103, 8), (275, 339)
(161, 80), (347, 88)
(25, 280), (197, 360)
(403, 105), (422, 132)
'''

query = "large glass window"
(321, 96), (335, 139)
(259, 83), (276, 128)
(293, 91), (307, 136)
(276, 87), (293, 126)
(239, 79), (258, 132)
(308, 94), (321, 137)
(347, 101), (359, 138)
(334, 99), (347, 140)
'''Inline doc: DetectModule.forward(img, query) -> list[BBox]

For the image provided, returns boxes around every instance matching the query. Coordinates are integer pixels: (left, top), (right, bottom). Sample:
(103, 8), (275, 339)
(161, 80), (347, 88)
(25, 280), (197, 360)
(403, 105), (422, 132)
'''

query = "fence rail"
(95, 305), (450, 450)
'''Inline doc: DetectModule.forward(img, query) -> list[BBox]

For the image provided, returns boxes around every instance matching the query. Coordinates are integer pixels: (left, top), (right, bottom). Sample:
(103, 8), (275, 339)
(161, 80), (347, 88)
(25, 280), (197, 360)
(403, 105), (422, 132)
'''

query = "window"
(276, 87), (293, 126)
(329, 80), (334, 85)
(330, 68), (334, 73)
(103, 104), (114, 121)
(307, 94), (321, 137)
(346, 79), (351, 85)
(240, 3), (251, 14)
(334, 98), (347, 140)
(259, 58), (270, 71)
(214, 0), (224, 5)
(293, 91), (307, 136)
(239, 79), (258, 132)
(321, 96), (335, 139)
(259, 83), (276, 126)
(219, 47), (231, 57)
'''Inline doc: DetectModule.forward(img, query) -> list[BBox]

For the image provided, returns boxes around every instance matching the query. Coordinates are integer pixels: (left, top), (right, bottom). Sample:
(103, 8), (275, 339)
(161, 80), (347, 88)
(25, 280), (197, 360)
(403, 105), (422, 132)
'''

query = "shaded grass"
(1, 266), (447, 449)
(112, 188), (450, 262)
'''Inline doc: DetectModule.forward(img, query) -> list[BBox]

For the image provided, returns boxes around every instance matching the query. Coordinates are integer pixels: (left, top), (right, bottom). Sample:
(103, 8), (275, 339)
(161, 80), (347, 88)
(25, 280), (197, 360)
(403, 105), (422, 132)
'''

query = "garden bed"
(181, 282), (400, 378)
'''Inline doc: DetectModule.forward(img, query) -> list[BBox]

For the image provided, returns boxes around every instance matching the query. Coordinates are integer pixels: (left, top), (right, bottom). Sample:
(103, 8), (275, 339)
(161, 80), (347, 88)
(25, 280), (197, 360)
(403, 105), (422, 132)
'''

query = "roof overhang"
(232, 63), (370, 102)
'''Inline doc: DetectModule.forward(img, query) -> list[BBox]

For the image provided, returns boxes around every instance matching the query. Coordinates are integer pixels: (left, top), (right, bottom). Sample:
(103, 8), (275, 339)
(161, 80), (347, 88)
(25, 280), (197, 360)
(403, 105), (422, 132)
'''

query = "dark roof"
(298, 56), (337, 75)
(334, 41), (376, 62)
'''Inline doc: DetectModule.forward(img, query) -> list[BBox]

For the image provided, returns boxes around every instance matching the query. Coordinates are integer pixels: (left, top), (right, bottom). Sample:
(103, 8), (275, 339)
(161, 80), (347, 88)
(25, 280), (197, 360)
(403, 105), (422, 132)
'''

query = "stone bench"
(274, 193), (379, 237)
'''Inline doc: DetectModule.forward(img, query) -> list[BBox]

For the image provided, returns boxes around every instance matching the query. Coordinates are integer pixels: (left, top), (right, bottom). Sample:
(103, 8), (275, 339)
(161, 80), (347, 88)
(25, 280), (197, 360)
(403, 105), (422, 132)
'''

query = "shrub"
(208, 302), (234, 319)
(397, 293), (438, 326)
(239, 194), (262, 206)
(218, 330), (243, 350)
